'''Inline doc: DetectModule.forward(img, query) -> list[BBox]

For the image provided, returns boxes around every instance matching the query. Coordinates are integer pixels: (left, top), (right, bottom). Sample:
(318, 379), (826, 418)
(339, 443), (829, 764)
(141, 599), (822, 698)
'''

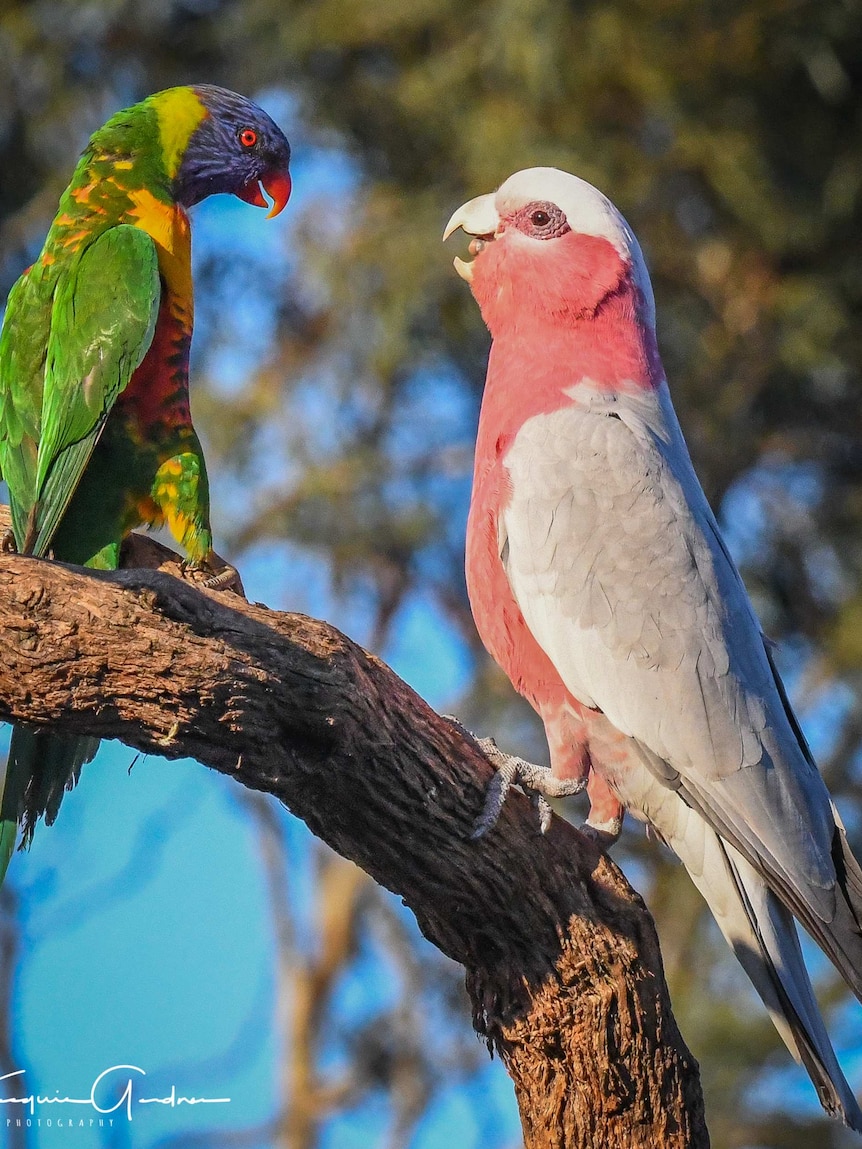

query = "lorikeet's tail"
(0, 727), (99, 883)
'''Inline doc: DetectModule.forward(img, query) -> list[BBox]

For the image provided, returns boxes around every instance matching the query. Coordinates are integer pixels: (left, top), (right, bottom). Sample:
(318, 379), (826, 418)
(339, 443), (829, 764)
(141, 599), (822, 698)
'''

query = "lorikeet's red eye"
(239, 128), (258, 148)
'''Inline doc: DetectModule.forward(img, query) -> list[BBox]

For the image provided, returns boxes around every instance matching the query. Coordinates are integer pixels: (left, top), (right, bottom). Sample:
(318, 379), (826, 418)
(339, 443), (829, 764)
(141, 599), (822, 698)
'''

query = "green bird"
(0, 85), (292, 880)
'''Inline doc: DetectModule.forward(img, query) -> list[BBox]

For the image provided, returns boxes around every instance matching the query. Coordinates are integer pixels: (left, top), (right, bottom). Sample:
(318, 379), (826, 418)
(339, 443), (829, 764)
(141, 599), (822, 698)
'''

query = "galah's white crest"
(445, 167), (862, 1129)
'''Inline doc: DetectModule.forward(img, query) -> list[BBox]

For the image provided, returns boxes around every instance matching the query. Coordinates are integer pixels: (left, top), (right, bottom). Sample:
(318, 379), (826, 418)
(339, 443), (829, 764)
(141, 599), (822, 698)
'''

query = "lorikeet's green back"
(0, 84), (291, 880)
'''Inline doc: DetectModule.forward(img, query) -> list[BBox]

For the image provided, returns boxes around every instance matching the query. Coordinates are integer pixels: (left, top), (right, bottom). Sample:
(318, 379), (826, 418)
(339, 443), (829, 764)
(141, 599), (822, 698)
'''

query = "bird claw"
(202, 549), (245, 594)
(472, 746), (586, 838)
(0, 530), (17, 555)
(179, 554), (245, 595)
(531, 791), (554, 835)
(443, 718), (586, 839)
(202, 562), (243, 594)
(579, 818), (623, 849)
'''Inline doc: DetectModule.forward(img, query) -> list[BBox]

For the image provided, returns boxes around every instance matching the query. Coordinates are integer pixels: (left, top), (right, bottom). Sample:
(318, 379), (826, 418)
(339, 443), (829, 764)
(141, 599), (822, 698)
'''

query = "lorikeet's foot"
(0, 529), (17, 554)
(202, 562), (244, 594)
(180, 553), (245, 596)
(445, 717), (586, 838)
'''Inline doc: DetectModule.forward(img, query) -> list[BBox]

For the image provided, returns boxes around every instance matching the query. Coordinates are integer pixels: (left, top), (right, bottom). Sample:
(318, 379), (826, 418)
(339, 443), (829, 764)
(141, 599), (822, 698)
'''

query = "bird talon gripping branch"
(444, 716), (585, 838)
(471, 743), (587, 839)
(201, 558), (245, 595)
(445, 714), (583, 837)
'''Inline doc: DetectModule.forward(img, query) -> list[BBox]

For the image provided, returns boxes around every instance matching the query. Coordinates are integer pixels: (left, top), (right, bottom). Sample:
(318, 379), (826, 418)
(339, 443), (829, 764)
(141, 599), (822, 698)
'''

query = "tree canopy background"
(1, 1), (862, 1146)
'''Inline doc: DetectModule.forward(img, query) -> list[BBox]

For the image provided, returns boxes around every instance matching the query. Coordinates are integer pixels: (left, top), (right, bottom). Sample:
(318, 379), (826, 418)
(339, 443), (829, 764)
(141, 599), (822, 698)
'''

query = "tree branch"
(0, 527), (708, 1148)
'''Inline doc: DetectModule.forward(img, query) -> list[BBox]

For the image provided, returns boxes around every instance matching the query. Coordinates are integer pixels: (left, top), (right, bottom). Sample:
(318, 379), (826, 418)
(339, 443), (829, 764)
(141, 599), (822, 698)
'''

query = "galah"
(444, 167), (862, 1128)
(0, 86), (291, 879)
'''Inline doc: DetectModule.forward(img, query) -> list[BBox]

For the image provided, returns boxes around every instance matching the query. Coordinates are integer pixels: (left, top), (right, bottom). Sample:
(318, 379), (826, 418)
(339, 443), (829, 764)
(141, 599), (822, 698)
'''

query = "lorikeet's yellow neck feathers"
(148, 87), (208, 180)
(126, 188), (193, 302)
(127, 188), (189, 255)
(38, 101), (174, 267)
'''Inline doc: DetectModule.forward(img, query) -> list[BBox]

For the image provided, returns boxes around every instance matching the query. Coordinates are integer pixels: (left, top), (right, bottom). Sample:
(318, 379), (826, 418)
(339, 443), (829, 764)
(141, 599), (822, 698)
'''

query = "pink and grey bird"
(445, 167), (862, 1127)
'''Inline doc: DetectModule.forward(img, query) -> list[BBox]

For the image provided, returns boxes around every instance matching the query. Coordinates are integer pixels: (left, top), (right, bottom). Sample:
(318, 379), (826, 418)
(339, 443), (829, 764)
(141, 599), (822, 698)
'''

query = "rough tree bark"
(0, 529), (709, 1149)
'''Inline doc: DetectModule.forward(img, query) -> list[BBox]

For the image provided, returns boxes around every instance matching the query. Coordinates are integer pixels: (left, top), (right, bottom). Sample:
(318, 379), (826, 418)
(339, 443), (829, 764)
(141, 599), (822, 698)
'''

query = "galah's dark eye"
(239, 128), (258, 149)
(515, 201), (571, 240)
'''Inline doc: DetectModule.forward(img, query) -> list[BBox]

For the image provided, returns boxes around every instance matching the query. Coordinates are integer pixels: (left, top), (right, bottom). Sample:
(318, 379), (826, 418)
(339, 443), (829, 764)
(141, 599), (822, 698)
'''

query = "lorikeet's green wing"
(0, 225), (159, 882)
(0, 270), (49, 546)
(29, 224), (160, 557)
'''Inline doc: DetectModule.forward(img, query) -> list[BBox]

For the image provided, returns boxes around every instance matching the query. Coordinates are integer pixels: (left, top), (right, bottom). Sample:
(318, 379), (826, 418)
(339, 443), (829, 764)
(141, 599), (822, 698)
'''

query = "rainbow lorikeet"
(0, 85), (291, 880)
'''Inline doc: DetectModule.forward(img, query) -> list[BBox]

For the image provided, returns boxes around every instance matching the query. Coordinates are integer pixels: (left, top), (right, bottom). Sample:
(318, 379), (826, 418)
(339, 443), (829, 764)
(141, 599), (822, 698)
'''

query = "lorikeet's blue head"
(170, 85), (292, 216)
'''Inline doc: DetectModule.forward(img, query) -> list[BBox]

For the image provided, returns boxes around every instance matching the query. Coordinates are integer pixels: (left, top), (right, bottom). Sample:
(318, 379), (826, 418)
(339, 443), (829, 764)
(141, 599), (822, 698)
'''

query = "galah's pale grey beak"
(443, 192), (499, 282)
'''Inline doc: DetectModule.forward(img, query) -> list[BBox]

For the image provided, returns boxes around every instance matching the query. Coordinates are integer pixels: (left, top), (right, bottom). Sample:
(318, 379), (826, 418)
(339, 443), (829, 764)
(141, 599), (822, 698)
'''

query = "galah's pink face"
(444, 168), (649, 338)
(469, 211), (627, 333)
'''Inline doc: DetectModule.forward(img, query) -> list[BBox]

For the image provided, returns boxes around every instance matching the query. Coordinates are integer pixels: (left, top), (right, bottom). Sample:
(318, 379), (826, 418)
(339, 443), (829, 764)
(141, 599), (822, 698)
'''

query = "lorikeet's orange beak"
(237, 170), (292, 218)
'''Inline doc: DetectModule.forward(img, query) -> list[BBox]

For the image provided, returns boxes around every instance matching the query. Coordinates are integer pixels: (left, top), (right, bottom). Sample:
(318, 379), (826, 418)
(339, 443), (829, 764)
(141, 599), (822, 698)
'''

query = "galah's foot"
(469, 734), (586, 839)
(0, 530), (17, 555)
(472, 738), (586, 838)
(579, 817), (624, 849)
(580, 772), (624, 847)
(443, 716), (586, 837)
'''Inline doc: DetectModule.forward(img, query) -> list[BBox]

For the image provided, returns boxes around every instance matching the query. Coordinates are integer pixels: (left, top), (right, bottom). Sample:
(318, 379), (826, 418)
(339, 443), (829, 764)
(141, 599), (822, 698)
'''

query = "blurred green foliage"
(3, 0), (862, 1145)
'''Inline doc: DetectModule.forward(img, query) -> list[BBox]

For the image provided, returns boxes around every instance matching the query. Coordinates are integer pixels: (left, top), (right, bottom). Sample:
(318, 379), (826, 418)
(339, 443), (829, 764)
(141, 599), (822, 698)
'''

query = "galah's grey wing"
(501, 381), (862, 990)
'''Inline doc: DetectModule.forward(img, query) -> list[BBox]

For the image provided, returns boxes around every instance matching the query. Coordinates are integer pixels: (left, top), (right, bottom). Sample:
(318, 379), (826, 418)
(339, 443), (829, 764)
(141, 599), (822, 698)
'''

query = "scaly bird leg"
(445, 718), (586, 838)
(202, 563), (244, 594)
(472, 735), (587, 837)
(180, 551), (246, 596)
(202, 549), (245, 595)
